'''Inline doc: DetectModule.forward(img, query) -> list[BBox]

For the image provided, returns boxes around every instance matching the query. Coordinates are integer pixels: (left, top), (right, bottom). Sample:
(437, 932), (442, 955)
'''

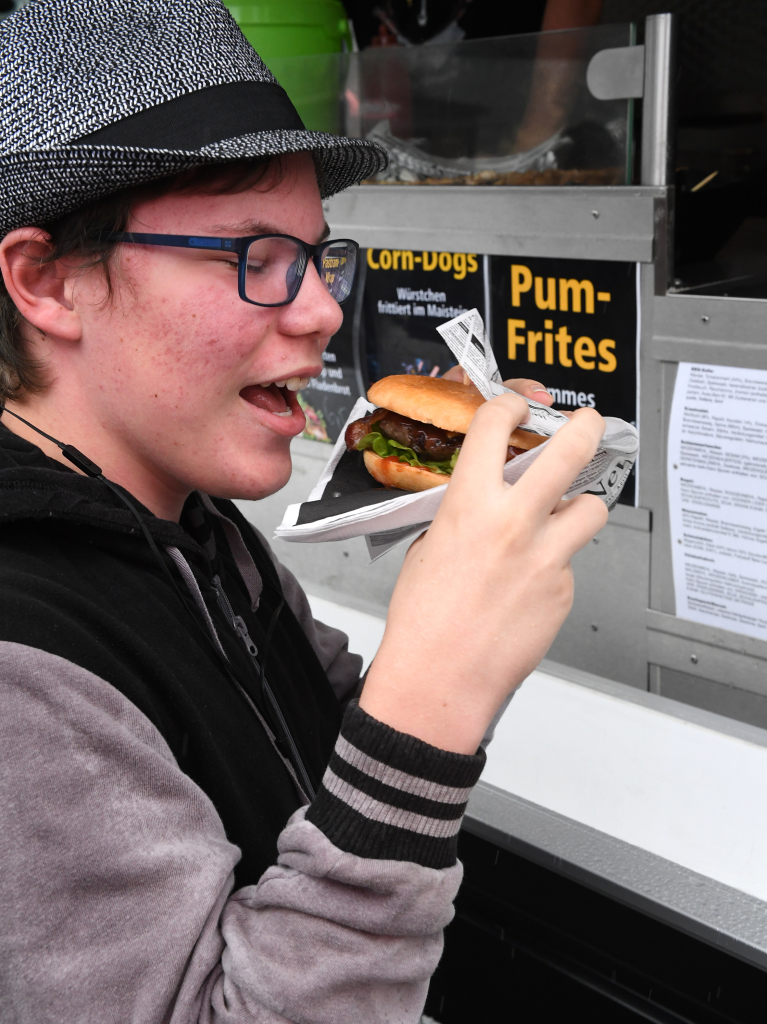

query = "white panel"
(483, 669), (767, 901)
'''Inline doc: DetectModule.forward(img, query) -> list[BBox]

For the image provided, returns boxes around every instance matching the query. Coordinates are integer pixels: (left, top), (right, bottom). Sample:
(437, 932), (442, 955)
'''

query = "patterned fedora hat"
(0, 0), (387, 236)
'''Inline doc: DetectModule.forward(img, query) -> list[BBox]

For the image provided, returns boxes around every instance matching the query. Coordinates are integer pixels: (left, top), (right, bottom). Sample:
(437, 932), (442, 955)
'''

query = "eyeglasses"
(106, 232), (359, 307)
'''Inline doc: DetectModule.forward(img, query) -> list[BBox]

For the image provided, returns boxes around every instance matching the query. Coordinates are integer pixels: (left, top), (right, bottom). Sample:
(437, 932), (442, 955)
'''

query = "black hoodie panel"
(0, 426), (342, 886)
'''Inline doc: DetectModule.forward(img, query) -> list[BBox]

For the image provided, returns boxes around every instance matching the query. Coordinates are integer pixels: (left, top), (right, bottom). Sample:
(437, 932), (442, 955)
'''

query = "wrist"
(360, 654), (495, 755)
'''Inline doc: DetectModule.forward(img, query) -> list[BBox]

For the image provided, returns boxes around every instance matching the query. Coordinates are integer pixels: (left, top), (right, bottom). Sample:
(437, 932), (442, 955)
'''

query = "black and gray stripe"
(307, 701), (485, 869)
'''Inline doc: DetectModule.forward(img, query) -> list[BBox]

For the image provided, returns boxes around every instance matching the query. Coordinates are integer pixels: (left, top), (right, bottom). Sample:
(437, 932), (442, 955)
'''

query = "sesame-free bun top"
(366, 374), (547, 451)
(367, 375), (484, 434)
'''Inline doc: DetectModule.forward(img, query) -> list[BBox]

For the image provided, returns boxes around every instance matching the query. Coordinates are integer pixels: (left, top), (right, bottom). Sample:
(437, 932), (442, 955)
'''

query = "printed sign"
(489, 256), (637, 416)
(362, 246), (485, 381)
(669, 362), (767, 643)
(489, 256), (639, 504)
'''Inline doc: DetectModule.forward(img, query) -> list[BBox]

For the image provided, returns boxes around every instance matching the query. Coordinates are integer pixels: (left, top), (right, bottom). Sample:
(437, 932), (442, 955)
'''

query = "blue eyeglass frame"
(106, 231), (360, 307)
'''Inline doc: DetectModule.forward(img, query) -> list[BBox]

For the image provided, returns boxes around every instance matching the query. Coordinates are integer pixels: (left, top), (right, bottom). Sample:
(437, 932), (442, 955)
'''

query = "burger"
(345, 375), (547, 493)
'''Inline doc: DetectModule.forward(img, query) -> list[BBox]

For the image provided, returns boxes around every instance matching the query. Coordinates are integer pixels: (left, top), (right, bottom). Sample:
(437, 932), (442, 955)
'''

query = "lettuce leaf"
(356, 429), (459, 475)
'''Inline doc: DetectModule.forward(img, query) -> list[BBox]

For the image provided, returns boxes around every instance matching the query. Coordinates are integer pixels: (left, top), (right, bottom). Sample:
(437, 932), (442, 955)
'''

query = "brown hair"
(0, 156), (289, 403)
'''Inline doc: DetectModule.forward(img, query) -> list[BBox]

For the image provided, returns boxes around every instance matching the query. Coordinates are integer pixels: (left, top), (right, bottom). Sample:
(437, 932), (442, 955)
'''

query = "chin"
(203, 448), (294, 502)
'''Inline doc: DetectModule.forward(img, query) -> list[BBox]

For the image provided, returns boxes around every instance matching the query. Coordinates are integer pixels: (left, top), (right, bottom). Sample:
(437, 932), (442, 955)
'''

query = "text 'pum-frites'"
(507, 264), (617, 374)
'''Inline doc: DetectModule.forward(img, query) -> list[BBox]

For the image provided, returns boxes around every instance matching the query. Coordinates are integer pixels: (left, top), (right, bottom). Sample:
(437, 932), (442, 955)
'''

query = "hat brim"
(0, 130), (387, 235)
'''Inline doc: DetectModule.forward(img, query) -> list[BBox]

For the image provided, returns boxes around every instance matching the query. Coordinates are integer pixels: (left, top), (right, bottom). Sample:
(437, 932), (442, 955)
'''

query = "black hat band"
(75, 81), (306, 151)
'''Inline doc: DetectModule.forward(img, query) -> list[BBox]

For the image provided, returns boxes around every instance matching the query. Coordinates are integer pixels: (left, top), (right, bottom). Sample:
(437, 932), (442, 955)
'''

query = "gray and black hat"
(0, 0), (387, 236)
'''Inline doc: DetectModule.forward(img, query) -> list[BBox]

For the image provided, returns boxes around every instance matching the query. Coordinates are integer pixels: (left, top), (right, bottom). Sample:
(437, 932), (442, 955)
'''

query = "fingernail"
(532, 387), (550, 396)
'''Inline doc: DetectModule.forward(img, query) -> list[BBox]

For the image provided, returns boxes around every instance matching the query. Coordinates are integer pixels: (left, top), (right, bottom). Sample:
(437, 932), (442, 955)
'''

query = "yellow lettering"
(574, 336), (596, 370)
(556, 325), (572, 367)
(527, 330), (542, 362)
(466, 254), (478, 273)
(379, 249), (392, 269)
(534, 276), (556, 310)
(366, 249), (380, 270)
(392, 250), (401, 270)
(438, 252), (452, 273)
(423, 251), (438, 271)
(544, 319), (554, 364)
(507, 319), (526, 360)
(401, 250), (414, 270)
(597, 291), (611, 302)
(511, 265), (533, 307)
(559, 278), (595, 314)
(598, 338), (617, 372)
(453, 253), (467, 280)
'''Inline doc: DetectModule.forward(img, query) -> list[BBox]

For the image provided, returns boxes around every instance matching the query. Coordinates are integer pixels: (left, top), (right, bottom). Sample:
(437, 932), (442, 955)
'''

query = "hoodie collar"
(0, 420), (210, 570)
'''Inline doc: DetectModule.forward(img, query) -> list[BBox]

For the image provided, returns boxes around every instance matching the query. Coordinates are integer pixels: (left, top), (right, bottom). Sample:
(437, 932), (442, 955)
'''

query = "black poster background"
(297, 269), (364, 444)
(362, 247), (485, 383)
(489, 255), (638, 504)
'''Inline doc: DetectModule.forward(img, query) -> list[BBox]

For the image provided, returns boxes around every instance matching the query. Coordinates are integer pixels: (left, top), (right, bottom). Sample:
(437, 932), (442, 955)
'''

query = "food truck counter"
(472, 661), (767, 957)
(435, 660), (767, 1022)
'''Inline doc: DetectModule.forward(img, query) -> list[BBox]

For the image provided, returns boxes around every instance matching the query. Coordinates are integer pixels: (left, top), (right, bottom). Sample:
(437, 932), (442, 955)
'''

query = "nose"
(279, 252), (344, 340)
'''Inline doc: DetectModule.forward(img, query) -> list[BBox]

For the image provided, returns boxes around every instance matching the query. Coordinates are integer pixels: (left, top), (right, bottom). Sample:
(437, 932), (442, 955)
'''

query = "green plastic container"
(224, 1), (351, 132)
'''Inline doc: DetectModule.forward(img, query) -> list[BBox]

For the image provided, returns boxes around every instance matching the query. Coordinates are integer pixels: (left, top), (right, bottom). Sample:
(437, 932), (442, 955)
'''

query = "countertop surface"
(470, 659), (767, 968)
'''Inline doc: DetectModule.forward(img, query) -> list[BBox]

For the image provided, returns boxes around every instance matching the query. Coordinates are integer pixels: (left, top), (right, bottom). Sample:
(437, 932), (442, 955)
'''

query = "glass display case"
(268, 23), (637, 187)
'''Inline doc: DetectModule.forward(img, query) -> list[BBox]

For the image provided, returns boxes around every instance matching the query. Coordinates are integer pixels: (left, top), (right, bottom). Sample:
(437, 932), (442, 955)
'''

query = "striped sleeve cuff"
(305, 700), (485, 869)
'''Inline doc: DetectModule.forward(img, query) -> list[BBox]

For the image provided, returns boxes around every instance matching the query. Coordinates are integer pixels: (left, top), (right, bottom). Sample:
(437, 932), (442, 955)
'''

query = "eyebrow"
(210, 220), (332, 245)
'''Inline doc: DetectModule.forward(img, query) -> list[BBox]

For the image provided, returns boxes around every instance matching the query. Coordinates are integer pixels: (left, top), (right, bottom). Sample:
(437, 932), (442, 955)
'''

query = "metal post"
(641, 13), (676, 186)
(641, 13), (676, 292)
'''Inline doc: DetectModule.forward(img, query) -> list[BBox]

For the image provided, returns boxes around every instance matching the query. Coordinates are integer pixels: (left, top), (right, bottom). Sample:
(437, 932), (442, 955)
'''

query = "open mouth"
(240, 376), (312, 417)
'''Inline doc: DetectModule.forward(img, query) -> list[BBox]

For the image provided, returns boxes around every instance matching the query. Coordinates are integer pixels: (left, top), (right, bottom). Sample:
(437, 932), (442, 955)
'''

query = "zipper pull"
(233, 615), (258, 659)
(212, 575), (259, 659)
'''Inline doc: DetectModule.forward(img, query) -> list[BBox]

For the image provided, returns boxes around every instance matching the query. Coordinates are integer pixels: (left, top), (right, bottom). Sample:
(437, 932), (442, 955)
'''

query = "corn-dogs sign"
(362, 248), (485, 380)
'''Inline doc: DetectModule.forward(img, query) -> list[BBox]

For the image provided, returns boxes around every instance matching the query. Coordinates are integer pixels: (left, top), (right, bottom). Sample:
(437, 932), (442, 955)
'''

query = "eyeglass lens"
(244, 237), (356, 306)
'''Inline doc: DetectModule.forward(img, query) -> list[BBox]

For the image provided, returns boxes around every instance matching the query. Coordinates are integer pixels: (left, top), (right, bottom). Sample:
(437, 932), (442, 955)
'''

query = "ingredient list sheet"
(669, 362), (767, 642)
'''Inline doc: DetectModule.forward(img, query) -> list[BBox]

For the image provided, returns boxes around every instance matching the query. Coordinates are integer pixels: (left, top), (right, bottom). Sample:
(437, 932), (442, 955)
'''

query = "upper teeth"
(273, 377), (310, 391)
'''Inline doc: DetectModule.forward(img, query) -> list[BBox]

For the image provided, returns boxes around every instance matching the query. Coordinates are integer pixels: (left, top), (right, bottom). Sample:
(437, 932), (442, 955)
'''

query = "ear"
(0, 228), (82, 342)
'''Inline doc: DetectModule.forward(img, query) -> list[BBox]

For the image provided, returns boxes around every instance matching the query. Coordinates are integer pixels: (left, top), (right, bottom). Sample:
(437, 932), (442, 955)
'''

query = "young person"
(0, 1), (607, 1020)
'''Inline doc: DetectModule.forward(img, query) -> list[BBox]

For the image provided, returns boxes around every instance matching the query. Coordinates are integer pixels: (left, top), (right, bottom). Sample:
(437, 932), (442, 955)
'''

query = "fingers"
(510, 408), (605, 516)
(444, 370), (554, 406)
(504, 378), (554, 406)
(548, 493), (609, 560)
(449, 391), (531, 496)
(442, 367), (481, 392)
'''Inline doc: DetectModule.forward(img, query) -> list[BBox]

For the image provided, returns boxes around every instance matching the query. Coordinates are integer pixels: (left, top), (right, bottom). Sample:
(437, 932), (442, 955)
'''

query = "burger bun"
(363, 450), (448, 492)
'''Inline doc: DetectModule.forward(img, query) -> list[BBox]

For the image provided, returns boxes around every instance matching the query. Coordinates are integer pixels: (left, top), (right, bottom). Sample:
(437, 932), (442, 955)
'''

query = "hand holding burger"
(359, 393), (608, 756)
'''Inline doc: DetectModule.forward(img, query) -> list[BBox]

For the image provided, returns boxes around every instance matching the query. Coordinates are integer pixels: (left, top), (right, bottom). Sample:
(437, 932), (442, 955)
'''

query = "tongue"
(241, 383), (289, 415)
